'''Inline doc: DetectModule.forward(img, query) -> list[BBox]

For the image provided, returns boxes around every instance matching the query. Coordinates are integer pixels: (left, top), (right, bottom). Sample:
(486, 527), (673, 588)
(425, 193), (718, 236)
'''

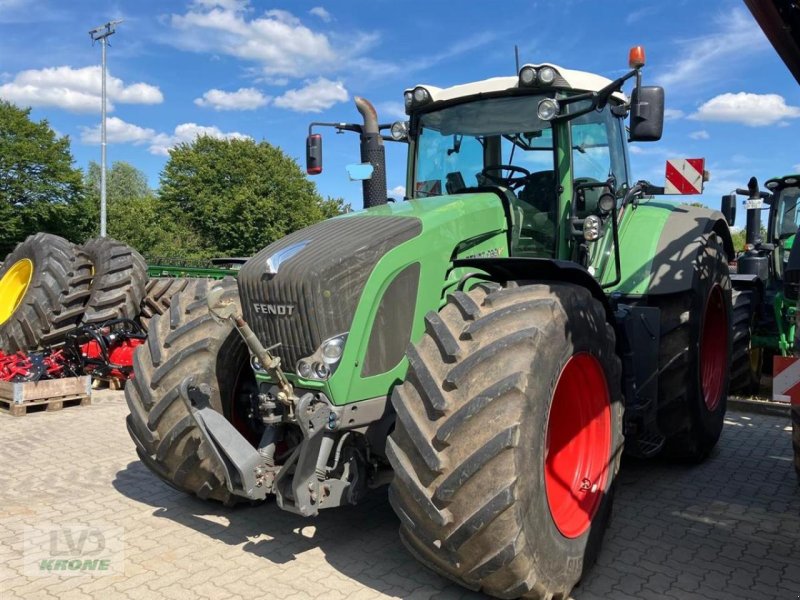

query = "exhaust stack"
(354, 96), (387, 208)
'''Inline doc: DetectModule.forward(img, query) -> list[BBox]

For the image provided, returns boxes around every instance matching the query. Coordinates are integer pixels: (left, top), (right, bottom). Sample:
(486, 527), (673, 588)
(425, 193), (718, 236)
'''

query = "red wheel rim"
(545, 352), (612, 539)
(700, 285), (727, 411)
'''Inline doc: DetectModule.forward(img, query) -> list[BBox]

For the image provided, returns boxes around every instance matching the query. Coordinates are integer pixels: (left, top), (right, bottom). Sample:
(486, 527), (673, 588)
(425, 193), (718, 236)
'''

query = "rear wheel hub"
(0, 259), (33, 325)
(545, 352), (612, 539)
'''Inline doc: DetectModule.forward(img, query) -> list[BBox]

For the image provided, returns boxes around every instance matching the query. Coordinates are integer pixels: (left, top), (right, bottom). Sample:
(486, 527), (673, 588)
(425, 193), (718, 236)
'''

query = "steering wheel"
(481, 165), (531, 189)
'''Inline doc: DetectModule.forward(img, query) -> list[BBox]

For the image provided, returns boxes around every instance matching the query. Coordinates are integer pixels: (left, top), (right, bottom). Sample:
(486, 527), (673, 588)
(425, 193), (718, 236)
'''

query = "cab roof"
(406, 63), (629, 107)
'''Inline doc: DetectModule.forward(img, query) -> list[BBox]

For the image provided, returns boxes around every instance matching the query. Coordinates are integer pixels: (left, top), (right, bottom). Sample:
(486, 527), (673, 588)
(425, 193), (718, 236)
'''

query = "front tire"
(387, 283), (623, 600)
(124, 277), (252, 504)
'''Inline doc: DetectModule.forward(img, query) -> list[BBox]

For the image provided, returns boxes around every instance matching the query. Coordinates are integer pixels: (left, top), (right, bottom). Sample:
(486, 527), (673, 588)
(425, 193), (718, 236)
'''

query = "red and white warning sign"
(664, 158), (705, 195)
(772, 356), (800, 404)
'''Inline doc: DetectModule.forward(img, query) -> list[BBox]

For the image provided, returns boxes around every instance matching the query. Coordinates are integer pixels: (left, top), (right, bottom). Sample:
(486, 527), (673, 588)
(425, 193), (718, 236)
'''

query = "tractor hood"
(237, 193), (508, 401)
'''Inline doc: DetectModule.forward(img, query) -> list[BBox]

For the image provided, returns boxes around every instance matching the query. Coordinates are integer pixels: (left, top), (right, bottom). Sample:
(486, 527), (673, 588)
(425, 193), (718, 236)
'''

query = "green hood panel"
(259, 193), (509, 405)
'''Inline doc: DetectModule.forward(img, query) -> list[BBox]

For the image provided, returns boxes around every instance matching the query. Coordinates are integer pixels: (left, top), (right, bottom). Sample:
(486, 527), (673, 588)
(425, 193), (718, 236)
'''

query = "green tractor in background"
(125, 47), (744, 599)
(728, 174), (800, 395)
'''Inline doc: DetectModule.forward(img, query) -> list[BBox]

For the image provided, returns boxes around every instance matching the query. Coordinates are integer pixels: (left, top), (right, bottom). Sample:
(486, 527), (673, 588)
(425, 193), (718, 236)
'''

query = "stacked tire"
(0, 233), (93, 352)
(0, 234), (148, 353)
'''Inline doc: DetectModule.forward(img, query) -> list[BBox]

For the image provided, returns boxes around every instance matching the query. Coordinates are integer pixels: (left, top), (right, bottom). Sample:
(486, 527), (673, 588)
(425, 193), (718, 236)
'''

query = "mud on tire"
(387, 282), (623, 600)
(0, 233), (92, 352)
(124, 277), (252, 503)
(652, 234), (732, 460)
(81, 237), (147, 325)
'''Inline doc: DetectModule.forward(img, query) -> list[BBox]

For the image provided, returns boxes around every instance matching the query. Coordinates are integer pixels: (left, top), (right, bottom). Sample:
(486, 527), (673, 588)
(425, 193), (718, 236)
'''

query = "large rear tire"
(387, 283), (623, 600)
(0, 233), (92, 352)
(81, 237), (147, 325)
(124, 277), (253, 504)
(653, 234), (732, 460)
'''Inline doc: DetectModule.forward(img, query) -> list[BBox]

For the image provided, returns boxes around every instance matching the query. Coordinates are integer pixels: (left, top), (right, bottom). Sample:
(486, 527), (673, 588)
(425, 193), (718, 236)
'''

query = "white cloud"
(657, 9), (768, 90)
(148, 123), (250, 156)
(664, 108), (685, 121)
(389, 185), (406, 199)
(170, 3), (342, 77)
(793, 163), (800, 172)
(80, 117), (156, 145)
(0, 65), (162, 113)
(689, 130), (710, 140)
(78, 115), (250, 156)
(309, 6), (331, 22)
(690, 92), (800, 127)
(273, 78), (348, 113)
(194, 87), (270, 110)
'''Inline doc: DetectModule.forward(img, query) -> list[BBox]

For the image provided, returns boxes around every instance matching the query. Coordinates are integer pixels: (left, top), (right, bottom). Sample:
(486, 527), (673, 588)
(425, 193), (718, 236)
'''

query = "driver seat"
(518, 170), (556, 213)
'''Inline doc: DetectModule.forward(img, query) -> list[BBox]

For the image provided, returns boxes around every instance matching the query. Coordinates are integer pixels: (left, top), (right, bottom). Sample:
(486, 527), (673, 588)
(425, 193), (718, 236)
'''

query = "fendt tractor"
(125, 47), (743, 599)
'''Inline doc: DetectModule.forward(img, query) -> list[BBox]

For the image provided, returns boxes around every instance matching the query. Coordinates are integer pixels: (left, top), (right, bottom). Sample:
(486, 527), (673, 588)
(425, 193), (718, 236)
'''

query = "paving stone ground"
(0, 392), (798, 600)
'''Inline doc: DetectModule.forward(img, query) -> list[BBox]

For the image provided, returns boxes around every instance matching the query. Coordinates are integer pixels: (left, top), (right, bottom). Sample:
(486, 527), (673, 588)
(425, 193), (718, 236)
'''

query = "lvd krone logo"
(49, 527), (106, 556)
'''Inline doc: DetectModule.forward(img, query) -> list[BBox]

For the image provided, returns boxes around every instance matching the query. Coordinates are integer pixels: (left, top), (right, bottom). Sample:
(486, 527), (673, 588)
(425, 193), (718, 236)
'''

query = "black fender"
(648, 206), (735, 296)
(452, 257), (613, 320)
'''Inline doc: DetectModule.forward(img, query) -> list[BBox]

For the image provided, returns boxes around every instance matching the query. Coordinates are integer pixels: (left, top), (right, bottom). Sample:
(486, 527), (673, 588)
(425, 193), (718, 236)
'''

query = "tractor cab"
(399, 52), (664, 272)
(405, 83), (630, 260)
(767, 175), (800, 279)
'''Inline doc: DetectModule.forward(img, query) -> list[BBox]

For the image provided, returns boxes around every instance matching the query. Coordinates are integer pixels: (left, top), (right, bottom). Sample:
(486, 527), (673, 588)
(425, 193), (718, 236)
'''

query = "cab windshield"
(412, 94), (630, 259)
(774, 186), (800, 240)
(413, 95), (555, 198)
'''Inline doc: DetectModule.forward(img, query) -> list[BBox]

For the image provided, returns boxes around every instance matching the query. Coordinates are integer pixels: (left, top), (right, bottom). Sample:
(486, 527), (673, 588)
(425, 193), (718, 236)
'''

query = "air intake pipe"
(354, 96), (387, 208)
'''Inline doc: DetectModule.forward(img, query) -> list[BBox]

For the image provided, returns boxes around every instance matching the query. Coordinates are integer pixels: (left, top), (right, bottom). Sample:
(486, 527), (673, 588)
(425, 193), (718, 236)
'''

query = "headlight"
(390, 120), (409, 141)
(297, 360), (313, 379)
(404, 91), (413, 111)
(413, 87), (430, 104)
(538, 66), (556, 85)
(297, 333), (348, 380)
(537, 98), (560, 121)
(322, 337), (344, 363)
(519, 66), (537, 86)
(583, 215), (602, 241)
(598, 193), (615, 215)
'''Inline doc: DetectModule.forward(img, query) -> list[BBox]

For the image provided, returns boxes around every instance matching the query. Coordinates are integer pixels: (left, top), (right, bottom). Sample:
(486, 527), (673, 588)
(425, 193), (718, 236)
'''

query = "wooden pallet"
(0, 376), (92, 417)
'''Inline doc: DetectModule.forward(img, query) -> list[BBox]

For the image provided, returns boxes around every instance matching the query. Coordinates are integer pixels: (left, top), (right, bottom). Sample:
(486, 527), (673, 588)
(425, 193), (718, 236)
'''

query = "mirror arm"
(308, 121), (363, 136)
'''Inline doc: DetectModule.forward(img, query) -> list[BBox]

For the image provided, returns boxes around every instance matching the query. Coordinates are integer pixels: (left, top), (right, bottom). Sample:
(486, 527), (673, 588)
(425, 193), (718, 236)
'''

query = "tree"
(159, 137), (345, 256)
(0, 101), (84, 254)
(83, 161), (205, 259)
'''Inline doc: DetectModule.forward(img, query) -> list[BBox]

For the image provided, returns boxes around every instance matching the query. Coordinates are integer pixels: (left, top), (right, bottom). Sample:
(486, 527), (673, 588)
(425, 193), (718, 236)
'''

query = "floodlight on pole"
(89, 19), (122, 238)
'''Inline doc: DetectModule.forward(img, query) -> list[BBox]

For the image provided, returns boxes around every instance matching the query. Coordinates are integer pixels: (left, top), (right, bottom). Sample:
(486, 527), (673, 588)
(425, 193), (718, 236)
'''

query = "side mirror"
(306, 134), (322, 175)
(629, 86), (664, 142)
(345, 163), (374, 181)
(721, 193), (737, 226)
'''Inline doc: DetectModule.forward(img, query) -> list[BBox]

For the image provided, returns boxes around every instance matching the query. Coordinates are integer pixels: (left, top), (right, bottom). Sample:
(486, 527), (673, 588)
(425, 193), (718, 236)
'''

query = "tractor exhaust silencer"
(354, 96), (387, 208)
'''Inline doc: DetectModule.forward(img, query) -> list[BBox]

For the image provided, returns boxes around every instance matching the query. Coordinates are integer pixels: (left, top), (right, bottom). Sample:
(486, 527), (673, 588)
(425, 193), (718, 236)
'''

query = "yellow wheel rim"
(0, 258), (33, 325)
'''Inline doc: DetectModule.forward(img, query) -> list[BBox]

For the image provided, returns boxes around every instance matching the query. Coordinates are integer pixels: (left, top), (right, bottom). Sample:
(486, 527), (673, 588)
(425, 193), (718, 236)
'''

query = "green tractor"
(728, 174), (800, 395)
(125, 47), (741, 599)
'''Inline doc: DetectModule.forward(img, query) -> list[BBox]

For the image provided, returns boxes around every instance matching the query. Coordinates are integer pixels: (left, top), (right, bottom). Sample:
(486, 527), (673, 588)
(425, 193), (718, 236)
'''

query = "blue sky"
(0, 0), (798, 227)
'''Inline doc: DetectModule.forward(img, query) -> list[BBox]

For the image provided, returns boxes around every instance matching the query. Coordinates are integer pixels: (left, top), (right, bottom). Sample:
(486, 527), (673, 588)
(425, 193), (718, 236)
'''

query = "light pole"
(89, 19), (122, 238)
